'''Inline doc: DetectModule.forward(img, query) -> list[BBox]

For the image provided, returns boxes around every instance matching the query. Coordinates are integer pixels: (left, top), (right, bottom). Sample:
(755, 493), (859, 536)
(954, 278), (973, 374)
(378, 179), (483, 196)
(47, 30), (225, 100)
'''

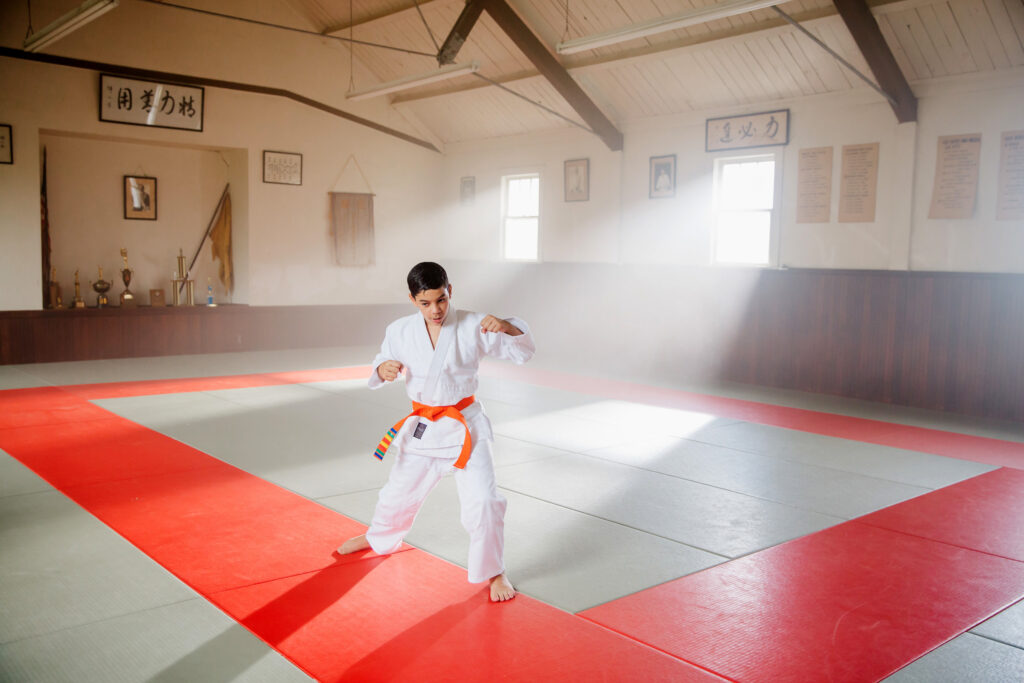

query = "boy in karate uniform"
(338, 262), (535, 602)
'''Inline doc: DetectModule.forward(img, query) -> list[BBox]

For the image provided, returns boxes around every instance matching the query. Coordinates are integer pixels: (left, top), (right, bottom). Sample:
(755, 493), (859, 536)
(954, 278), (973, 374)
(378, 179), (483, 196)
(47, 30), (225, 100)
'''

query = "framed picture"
(100, 74), (204, 132)
(460, 176), (475, 206)
(0, 124), (11, 164)
(649, 155), (676, 199)
(124, 175), (157, 220)
(564, 158), (589, 202)
(263, 150), (302, 185)
(706, 109), (789, 152)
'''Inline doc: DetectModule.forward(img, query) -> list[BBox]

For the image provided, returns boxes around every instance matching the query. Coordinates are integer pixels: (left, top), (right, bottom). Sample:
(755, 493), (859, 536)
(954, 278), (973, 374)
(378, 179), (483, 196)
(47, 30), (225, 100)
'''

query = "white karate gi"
(364, 306), (535, 583)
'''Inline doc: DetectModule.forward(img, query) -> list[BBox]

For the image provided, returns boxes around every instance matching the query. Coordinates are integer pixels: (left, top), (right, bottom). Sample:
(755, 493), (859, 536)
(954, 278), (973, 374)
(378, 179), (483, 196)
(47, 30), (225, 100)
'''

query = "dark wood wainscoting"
(720, 269), (1024, 422)
(0, 304), (405, 366)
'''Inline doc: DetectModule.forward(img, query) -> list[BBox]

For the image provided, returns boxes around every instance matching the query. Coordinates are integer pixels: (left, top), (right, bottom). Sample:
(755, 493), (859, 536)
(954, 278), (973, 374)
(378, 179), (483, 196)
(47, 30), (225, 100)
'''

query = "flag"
(209, 192), (233, 293)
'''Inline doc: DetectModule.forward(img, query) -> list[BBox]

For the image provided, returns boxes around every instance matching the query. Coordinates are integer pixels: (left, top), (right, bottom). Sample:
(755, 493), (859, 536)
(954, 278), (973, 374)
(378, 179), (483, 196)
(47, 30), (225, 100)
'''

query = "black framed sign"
(706, 109), (789, 152)
(100, 74), (204, 132)
(263, 150), (303, 185)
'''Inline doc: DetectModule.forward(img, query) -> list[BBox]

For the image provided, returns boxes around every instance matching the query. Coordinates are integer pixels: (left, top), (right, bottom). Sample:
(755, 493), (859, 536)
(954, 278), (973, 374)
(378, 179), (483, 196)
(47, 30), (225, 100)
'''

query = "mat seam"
(574, 612), (740, 682)
(0, 595), (201, 647)
(496, 485), (735, 560)
(850, 518), (1024, 566)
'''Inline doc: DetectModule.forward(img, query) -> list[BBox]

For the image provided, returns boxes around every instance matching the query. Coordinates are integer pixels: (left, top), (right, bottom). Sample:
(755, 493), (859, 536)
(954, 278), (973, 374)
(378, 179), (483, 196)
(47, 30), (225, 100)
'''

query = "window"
(502, 173), (539, 261)
(712, 154), (779, 266)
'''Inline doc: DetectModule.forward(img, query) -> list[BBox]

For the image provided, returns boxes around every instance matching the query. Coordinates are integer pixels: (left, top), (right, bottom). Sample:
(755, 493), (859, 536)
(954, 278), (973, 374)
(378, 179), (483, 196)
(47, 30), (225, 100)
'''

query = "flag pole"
(180, 183), (229, 295)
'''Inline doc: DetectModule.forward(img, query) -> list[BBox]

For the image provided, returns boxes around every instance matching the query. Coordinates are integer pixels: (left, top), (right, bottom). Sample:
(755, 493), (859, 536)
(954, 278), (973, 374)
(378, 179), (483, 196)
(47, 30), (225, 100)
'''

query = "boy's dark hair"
(407, 262), (449, 296)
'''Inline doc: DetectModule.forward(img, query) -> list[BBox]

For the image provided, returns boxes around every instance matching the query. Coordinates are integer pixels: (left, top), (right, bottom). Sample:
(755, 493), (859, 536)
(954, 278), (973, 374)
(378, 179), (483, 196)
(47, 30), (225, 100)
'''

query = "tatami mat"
(584, 435), (933, 519)
(0, 599), (313, 683)
(496, 452), (843, 557)
(884, 632), (1024, 682)
(2, 352), (1023, 681)
(582, 518), (1024, 682)
(322, 481), (724, 613)
(0, 484), (197, 644)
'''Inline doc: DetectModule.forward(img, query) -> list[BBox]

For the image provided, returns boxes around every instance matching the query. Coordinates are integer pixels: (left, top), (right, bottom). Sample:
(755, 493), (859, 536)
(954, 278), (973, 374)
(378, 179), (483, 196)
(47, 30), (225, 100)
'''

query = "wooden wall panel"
(2, 273), (1022, 422)
(719, 269), (1024, 422)
(0, 305), (405, 366)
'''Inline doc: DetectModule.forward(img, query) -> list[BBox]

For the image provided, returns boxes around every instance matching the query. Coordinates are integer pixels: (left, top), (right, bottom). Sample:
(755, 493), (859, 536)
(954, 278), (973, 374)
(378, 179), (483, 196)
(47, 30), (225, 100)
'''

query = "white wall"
(440, 71), (1024, 274)
(0, 0), (448, 310)
(2, 0), (1022, 317)
(40, 133), (242, 306)
(433, 74), (1024, 385)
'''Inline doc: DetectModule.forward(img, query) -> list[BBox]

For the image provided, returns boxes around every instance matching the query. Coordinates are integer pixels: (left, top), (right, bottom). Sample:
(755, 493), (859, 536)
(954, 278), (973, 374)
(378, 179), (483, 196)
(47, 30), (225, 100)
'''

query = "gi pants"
(365, 439), (506, 583)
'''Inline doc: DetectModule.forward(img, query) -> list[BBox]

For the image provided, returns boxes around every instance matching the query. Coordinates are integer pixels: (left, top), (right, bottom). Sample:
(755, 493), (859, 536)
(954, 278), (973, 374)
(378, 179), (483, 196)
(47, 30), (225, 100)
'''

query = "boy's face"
(409, 285), (451, 327)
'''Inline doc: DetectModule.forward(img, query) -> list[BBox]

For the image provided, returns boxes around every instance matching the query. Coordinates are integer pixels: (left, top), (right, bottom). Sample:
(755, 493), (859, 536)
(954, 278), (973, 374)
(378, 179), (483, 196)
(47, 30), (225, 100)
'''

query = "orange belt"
(373, 395), (476, 469)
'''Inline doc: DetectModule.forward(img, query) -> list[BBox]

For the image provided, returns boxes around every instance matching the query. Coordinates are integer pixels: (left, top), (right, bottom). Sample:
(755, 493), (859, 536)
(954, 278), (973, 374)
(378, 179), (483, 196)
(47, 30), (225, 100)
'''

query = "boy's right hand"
(377, 360), (404, 382)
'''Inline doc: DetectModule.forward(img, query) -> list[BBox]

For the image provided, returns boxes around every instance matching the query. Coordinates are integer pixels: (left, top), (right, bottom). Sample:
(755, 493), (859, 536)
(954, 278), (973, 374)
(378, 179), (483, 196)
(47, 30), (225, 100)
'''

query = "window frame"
(500, 171), (541, 262)
(711, 151), (782, 268)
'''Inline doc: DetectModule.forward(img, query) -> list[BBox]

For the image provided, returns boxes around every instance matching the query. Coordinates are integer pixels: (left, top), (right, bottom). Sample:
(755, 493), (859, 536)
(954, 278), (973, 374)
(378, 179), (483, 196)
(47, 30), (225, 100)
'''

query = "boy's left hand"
(481, 315), (522, 336)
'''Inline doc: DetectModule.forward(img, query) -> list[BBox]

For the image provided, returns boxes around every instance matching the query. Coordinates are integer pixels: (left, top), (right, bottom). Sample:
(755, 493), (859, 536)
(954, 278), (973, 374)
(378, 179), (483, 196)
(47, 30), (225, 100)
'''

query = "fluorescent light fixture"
(557, 0), (786, 54)
(346, 62), (479, 101)
(23, 0), (119, 52)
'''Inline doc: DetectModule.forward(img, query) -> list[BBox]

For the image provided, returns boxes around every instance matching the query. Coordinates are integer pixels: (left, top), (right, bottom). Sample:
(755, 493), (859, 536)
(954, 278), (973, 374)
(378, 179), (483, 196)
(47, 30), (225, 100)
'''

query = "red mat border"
(0, 366), (722, 682)
(4, 364), (1023, 681)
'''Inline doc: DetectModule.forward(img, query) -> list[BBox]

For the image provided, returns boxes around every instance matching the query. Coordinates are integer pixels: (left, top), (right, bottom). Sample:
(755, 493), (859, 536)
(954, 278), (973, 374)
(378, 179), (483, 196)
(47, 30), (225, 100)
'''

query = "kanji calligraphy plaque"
(706, 109), (789, 152)
(100, 74), (204, 132)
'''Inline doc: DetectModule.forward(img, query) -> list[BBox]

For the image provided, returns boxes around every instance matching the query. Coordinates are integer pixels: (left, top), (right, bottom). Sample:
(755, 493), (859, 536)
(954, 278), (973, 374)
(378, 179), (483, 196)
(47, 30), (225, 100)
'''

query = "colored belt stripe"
(373, 395), (476, 469)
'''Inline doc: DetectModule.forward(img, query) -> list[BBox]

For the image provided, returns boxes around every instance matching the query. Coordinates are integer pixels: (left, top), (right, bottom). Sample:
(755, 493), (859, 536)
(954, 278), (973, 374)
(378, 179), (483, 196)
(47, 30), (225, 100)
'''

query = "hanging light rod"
(557, 0), (787, 54)
(24, 0), (119, 53)
(346, 61), (479, 101)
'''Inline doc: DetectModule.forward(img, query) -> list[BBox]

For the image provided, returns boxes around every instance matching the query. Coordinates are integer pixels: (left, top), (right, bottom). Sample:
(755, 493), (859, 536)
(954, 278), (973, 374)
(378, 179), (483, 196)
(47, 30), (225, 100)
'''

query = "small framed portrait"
(124, 175), (157, 220)
(0, 124), (11, 164)
(564, 158), (589, 202)
(263, 150), (302, 185)
(460, 176), (475, 206)
(649, 154), (676, 199)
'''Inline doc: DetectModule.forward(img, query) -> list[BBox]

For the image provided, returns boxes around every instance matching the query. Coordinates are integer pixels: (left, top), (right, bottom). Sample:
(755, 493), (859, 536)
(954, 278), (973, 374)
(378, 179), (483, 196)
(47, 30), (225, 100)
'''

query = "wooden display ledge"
(0, 304), (404, 365)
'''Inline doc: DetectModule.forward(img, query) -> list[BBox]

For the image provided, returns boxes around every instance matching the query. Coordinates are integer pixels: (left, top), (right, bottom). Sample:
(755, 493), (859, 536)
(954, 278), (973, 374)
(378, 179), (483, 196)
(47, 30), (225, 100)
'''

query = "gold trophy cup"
(91, 266), (111, 308)
(119, 248), (137, 307)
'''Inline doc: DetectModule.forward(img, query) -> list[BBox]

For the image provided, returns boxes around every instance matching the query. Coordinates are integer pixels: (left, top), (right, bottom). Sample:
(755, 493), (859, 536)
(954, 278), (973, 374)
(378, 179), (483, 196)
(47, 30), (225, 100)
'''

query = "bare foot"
(489, 573), (516, 602)
(337, 534), (370, 555)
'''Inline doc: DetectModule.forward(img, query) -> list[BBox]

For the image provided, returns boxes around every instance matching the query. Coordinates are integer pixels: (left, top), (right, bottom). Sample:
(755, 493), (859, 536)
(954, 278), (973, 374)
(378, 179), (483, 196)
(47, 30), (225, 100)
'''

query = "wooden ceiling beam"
(438, 0), (486, 65)
(480, 0), (623, 151)
(832, 0), (917, 122)
(392, 5), (839, 105)
(390, 0), (913, 105)
(323, 0), (453, 34)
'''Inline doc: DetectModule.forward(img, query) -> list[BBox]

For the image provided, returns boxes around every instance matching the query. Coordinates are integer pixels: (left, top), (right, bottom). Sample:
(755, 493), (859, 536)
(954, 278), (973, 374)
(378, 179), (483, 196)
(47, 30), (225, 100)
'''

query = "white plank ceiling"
(257, 0), (1023, 144)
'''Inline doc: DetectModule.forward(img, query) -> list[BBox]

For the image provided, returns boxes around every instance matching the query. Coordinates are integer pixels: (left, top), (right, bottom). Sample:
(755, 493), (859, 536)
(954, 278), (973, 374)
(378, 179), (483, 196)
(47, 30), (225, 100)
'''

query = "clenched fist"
(376, 360), (404, 382)
(480, 315), (522, 336)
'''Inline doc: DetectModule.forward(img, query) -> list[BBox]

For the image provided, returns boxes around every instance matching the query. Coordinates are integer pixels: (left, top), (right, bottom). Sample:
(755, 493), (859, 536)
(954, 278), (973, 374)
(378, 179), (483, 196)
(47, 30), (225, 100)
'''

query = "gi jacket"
(368, 307), (535, 459)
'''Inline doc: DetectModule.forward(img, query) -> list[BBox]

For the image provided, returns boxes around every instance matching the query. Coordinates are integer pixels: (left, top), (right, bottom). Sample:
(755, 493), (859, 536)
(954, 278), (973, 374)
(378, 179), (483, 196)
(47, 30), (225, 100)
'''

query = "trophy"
(91, 266), (111, 308)
(171, 248), (194, 306)
(47, 267), (62, 309)
(71, 269), (86, 308)
(119, 248), (137, 307)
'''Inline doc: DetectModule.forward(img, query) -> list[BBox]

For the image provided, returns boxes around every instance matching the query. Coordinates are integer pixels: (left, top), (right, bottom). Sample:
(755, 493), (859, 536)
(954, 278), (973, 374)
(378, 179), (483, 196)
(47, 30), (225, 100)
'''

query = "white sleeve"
(480, 316), (535, 365)
(367, 327), (398, 389)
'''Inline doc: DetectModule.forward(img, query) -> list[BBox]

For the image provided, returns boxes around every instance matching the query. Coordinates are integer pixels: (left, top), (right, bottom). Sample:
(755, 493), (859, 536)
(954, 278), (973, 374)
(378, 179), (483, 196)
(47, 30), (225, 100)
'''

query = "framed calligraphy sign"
(100, 74), (204, 132)
(706, 109), (789, 152)
(263, 151), (303, 185)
